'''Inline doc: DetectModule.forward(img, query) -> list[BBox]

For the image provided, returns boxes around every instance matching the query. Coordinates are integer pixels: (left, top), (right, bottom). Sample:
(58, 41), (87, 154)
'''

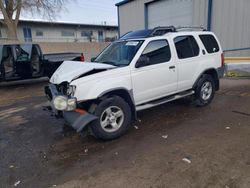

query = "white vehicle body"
(50, 31), (223, 106)
(45, 27), (224, 139)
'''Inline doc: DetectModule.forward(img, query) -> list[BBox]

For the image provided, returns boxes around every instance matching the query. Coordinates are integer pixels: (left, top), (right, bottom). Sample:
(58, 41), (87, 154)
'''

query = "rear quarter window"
(199, 34), (220, 53)
(174, 35), (200, 59)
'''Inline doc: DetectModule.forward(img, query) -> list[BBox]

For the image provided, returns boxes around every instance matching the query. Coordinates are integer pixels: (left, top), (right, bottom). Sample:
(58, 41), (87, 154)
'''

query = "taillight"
(80, 54), (85, 62)
(221, 53), (224, 67)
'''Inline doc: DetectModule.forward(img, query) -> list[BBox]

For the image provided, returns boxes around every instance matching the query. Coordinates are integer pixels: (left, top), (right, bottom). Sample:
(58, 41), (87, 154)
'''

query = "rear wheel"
(90, 96), (132, 140)
(194, 74), (215, 107)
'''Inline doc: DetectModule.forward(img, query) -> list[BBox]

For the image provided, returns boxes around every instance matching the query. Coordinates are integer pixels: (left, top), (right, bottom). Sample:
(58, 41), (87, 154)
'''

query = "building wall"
(118, 0), (250, 56)
(211, 0), (250, 56)
(118, 0), (208, 36)
(0, 22), (118, 43)
(118, 0), (151, 36)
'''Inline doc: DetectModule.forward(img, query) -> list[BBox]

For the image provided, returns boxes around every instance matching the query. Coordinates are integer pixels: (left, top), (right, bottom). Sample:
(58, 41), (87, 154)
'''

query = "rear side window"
(141, 40), (171, 65)
(174, 36), (200, 59)
(199, 34), (220, 53)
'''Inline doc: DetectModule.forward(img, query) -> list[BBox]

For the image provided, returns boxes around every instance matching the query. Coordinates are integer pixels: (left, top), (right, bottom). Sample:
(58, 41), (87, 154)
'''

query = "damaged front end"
(44, 83), (97, 132)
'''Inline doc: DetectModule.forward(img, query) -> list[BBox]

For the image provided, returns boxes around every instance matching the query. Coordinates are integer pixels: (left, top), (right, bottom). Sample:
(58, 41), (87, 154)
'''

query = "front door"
(1, 45), (15, 79)
(131, 39), (177, 105)
(23, 28), (32, 42)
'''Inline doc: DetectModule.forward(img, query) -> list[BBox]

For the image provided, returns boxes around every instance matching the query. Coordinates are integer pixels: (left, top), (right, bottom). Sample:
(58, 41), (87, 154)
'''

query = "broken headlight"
(53, 96), (77, 111)
(53, 96), (68, 111)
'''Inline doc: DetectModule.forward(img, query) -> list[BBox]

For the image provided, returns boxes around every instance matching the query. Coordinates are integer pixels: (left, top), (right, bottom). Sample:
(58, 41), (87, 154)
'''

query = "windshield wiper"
(99, 61), (117, 66)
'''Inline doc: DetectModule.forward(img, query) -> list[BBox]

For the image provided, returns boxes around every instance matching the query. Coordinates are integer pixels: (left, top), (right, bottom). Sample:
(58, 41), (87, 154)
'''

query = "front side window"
(199, 34), (220, 53)
(94, 40), (144, 66)
(174, 36), (199, 59)
(140, 40), (171, 66)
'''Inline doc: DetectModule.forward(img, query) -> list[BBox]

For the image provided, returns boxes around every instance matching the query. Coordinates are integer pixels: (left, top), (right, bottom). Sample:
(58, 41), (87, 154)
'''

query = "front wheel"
(90, 96), (132, 140)
(194, 74), (215, 107)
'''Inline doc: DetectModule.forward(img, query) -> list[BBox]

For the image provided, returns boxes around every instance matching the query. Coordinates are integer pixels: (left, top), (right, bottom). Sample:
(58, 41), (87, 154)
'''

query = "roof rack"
(148, 26), (176, 37)
(119, 26), (206, 40)
(176, 26), (206, 31)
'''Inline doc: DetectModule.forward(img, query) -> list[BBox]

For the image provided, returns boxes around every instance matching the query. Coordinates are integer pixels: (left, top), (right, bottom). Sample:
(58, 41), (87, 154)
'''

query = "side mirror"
(91, 57), (96, 62)
(135, 56), (149, 68)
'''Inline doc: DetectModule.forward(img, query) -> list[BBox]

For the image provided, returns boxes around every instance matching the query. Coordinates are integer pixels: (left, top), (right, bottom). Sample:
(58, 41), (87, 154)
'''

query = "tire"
(90, 95), (132, 140)
(194, 74), (215, 107)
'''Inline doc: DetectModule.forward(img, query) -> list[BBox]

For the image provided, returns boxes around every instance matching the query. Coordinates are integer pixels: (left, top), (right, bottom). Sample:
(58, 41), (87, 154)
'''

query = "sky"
(21, 0), (121, 26)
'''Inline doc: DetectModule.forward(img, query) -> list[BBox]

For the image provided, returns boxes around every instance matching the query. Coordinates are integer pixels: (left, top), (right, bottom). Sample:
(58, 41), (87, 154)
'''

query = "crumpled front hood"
(50, 61), (115, 84)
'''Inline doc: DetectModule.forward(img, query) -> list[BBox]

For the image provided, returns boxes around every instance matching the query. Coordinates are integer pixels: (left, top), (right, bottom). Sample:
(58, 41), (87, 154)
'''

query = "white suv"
(45, 26), (224, 140)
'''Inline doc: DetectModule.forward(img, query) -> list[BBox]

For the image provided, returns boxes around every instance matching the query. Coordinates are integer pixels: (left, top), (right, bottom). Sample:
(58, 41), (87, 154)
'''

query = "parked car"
(45, 26), (224, 140)
(0, 44), (84, 82)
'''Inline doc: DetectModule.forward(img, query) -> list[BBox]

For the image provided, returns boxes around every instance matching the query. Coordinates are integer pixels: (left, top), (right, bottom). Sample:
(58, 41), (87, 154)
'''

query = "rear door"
(131, 39), (177, 105)
(173, 35), (201, 91)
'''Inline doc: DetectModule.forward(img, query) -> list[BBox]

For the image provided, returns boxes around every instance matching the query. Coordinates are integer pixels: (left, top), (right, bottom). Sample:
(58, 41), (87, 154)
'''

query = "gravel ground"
(0, 78), (250, 188)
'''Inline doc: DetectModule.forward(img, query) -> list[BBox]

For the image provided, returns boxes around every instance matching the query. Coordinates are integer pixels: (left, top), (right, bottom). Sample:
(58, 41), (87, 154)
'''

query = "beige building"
(0, 20), (118, 43)
(116, 0), (250, 56)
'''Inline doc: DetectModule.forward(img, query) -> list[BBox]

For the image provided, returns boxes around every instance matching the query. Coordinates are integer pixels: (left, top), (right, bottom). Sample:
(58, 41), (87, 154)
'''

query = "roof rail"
(148, 26), (176, 37)
(176, 26), (206, 31)
(118, 26), (206, 40)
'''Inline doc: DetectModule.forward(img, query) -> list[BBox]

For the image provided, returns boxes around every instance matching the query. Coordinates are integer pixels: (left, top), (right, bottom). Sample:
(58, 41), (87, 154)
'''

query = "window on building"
(174, 36), (199, 59)
(98, 31), (104, 42)
(199, 34), (220, 53)
(36, 30), (43, 37)
(81, 31), (93, 37)
(140, 40), (171, 66)
(61, 30), (75, 37)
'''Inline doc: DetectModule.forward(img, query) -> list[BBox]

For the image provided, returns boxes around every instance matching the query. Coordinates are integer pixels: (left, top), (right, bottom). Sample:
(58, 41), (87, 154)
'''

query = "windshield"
(95, 40), (143, 66)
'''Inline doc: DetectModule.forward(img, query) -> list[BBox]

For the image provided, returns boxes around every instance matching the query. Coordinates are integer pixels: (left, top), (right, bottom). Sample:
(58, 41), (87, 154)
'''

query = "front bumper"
(44, 84), (97, 132)
(64, 111), (97, 132)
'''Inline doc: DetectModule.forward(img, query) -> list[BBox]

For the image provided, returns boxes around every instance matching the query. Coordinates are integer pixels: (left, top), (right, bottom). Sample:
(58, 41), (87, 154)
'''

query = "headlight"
(53, 96), (68, 111)
(53, 96), (77, 111)
(67, 98), (77, 111)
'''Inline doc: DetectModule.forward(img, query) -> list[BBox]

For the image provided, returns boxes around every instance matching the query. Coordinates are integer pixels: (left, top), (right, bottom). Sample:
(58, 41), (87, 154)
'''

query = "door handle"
(169, 66), (175, 69)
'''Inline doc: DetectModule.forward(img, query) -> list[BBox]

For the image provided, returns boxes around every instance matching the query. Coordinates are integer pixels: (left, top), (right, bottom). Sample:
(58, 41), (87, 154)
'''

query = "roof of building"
(115, 0), (134, 6)
(0, 19), (118, 29)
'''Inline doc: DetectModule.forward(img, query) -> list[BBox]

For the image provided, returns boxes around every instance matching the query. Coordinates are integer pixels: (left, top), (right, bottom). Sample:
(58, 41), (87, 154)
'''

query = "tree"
(0, 0), (67, 41)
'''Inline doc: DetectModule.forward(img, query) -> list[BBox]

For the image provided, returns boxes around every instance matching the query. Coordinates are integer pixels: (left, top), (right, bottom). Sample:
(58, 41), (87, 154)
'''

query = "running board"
(136, 90), (195, 111)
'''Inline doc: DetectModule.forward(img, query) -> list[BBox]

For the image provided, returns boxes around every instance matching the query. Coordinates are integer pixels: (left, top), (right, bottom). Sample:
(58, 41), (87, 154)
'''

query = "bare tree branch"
(0, 0), (68, 40)
(14, 0), (22, 26)
(0, 0), (10, 22)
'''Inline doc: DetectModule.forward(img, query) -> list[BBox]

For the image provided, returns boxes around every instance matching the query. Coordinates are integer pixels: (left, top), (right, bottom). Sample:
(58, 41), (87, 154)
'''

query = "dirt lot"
(0, 78), (250, 188)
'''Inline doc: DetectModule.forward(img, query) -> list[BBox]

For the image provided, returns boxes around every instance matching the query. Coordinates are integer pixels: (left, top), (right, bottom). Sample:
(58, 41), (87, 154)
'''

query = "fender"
(98, 87), (137, 120)
(192, 68), (220, 91)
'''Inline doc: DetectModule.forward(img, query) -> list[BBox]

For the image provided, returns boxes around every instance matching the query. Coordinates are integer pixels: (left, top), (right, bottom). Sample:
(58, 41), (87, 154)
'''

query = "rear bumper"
(44, 84), (97, 132)
(217, 66), (225, 78)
